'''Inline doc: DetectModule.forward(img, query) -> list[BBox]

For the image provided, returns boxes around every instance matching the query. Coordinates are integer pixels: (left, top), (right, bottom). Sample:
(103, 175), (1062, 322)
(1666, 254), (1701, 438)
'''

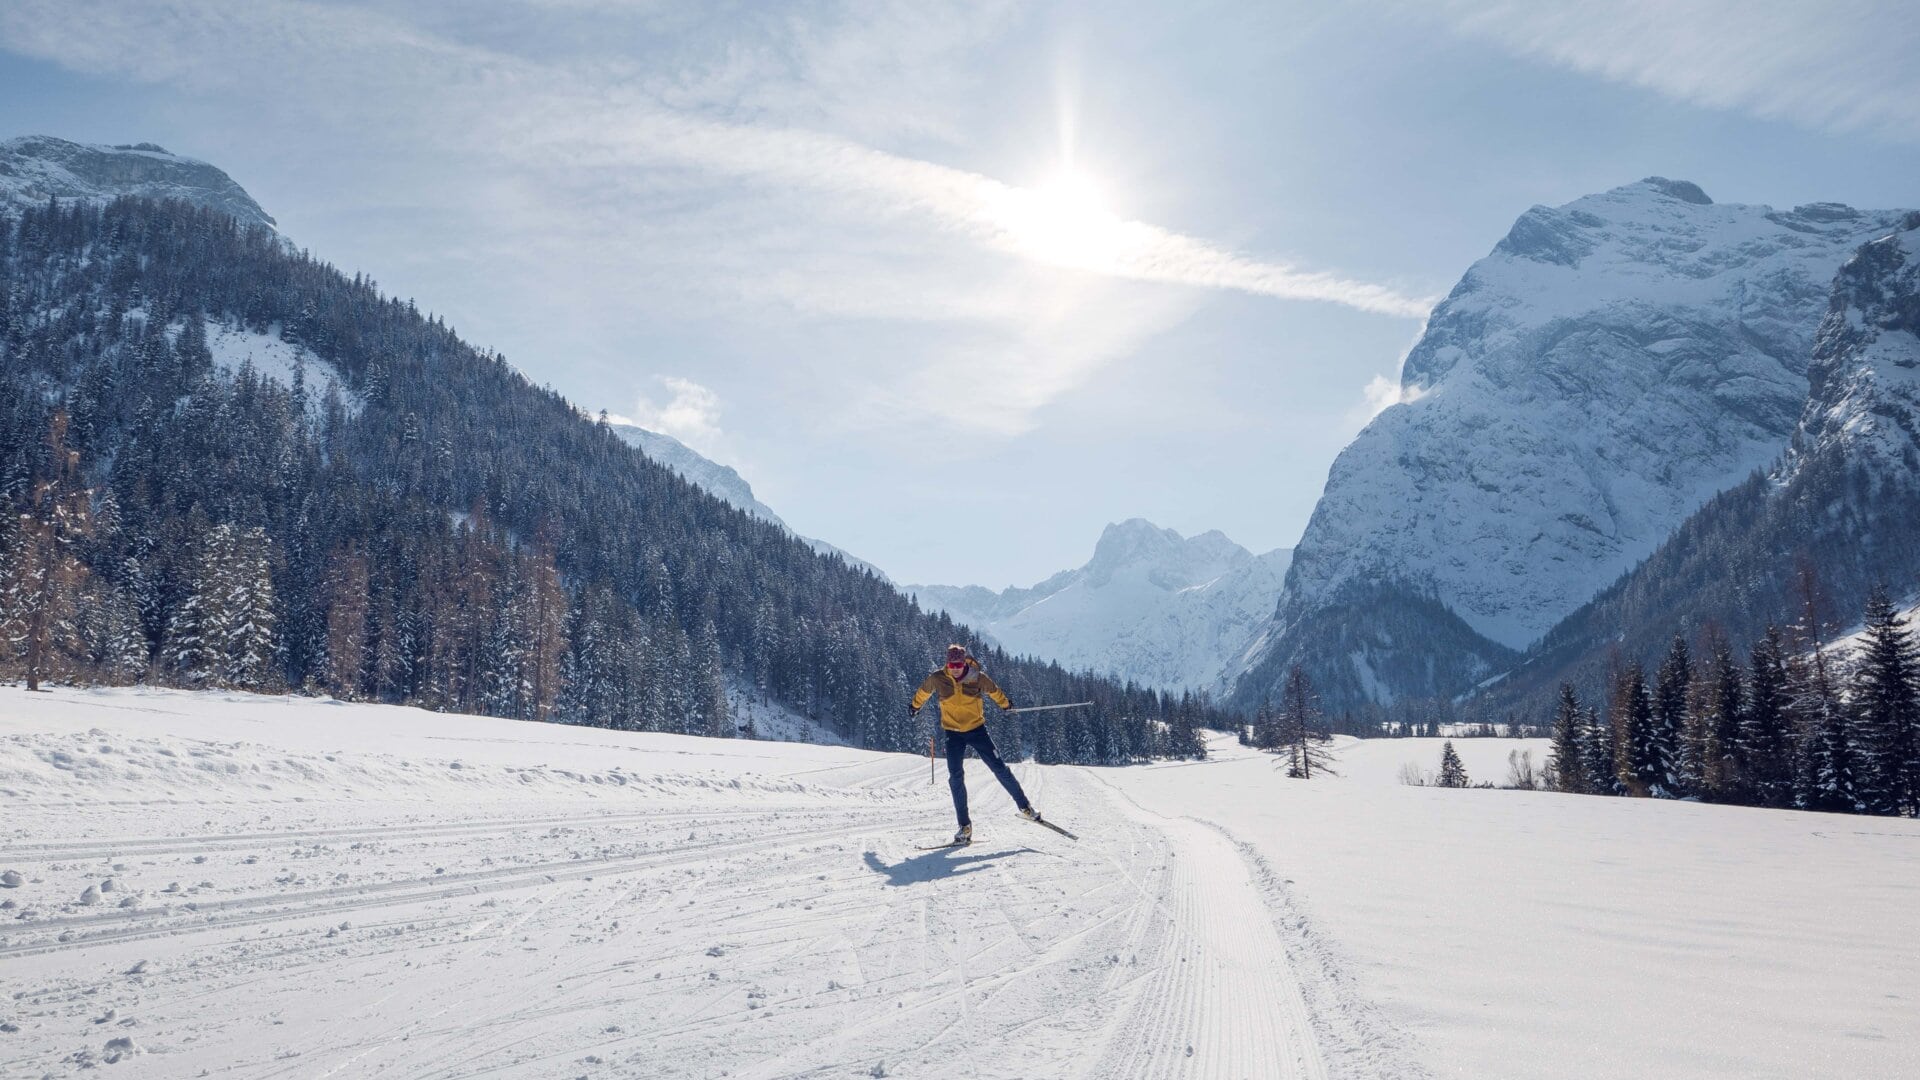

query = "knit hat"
(945, 644), (968, 665)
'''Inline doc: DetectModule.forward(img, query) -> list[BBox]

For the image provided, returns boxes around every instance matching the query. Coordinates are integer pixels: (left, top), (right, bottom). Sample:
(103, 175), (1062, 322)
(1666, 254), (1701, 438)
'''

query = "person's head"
(945, 644), (968, 675)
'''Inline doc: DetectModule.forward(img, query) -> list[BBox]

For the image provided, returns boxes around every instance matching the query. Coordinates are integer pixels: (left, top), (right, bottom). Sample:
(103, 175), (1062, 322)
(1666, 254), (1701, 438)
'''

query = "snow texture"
(1242, 179), (1914, 706)
(0, 135), (275, 231)
(203, 319), (359, 417)
(910, 519), (1291, 692)
(6, 688), (1917, 1079)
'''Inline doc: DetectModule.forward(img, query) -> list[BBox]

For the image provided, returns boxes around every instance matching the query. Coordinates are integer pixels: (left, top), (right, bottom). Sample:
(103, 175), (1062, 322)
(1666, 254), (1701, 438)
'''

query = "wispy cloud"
(615, 376), (727, 457)
(0, 0), (1427, 434)
(1413, 0), (1920, 141)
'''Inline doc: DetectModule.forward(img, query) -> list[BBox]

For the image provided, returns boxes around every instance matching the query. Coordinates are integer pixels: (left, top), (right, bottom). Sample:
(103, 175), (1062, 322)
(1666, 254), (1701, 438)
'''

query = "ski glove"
(908, 704), (919, 719)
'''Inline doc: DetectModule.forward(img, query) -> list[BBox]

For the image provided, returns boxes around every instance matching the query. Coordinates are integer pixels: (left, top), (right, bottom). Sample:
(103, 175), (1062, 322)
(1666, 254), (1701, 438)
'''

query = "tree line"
(0, 195), (1218, 763)
(1545, 572), (1919, 816)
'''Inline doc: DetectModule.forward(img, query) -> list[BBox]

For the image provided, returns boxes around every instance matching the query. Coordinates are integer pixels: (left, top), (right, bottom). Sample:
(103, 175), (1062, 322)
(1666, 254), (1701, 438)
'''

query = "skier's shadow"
(861, 846), (1036, 887)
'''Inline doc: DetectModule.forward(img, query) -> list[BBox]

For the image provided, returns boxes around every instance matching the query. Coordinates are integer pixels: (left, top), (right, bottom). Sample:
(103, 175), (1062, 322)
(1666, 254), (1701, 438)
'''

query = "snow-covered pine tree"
(1579, 704), (1615, 795)
(1652, 637), (1692, 797)
(220, 526), (277, 691)
(697, 620), (731, 739)
(1, 411), (93, 691)
(1700, 634), (1746, 802)
(1549, 683), (1587, 793)
(482, 557), (533, 720)
(162, 523), (239, 687)
(1741, 628), (1794, 808)
(1850, 588), (1919, 816)
(1436, 740), (1469, 788)
(1791, 646), (1857, 813)
(1615, 663), (1659, 797)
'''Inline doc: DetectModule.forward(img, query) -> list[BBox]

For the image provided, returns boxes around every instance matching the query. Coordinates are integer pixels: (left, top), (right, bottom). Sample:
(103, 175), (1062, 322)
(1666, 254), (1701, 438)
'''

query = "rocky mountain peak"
(0, 135), (275, 231)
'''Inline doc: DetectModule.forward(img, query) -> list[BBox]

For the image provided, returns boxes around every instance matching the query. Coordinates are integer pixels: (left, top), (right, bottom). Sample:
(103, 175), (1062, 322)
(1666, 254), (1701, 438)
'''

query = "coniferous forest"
(0, 195), (1217, 762)
(1545, 578), (1920, 817)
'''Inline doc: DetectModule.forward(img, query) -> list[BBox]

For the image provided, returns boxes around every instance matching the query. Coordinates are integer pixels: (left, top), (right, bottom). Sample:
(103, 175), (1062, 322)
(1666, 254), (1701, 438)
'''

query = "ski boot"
(952, 824), (972, 846)
(1018, 806), (1043, 824)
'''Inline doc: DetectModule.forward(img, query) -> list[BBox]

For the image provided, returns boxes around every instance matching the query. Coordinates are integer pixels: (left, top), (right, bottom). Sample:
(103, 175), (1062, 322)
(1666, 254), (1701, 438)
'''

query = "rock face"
(0, 135), (275, 230)
(910, 519), (1292, 692)
(1790, 213), (1920, 480)
(1490, 213), (1920, 716)
(1232, 178), (1912, 712)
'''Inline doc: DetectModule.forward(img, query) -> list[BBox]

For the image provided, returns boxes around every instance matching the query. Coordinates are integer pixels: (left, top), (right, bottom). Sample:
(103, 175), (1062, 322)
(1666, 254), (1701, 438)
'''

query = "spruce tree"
(1549, 683), (1586, 793)
(221, 526), (277, 691)
(1740, 628), (1793, 808)
(1437, 741), (1469, 788)
(1280, 664), (1332, 778)
(1792, 647), (1857, 813)
(1700, 636), (1746, 801)
(1851, 588), (1919, 816)
(1616, 663), (1658, 797)
(1580, 705), (1616, 795)
(1651, 637), (1692, 797)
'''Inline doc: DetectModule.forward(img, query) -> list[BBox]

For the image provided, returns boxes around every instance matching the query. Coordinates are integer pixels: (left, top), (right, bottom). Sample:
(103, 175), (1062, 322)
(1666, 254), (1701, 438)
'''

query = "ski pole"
(1005, 701), (1093, 715)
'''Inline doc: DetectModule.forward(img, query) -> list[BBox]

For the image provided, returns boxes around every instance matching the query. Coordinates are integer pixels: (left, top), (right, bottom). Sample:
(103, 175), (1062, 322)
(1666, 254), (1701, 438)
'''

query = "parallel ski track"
(4, 748), (1344, 1080)
(0, 805), (845, 862)
(0, 809), (925, 960)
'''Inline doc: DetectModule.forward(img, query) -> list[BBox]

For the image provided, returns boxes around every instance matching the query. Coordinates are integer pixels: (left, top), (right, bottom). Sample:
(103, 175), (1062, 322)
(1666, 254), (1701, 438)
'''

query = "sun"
(993, 168), (1131, 271)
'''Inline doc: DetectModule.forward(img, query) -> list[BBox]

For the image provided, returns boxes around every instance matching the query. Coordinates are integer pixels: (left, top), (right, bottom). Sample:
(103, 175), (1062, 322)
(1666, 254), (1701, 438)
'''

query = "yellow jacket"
(911, 661), (1011, 732)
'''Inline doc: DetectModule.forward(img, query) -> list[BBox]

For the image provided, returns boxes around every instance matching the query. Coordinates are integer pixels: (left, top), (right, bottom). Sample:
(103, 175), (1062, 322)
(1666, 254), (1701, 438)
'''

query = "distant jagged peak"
(0, 134), (275, 231)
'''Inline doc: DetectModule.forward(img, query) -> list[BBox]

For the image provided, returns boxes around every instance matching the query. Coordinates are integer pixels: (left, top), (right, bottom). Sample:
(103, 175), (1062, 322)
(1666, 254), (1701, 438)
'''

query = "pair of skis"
(917, 701), (1091, 848)
(915, 814), (1078, 849)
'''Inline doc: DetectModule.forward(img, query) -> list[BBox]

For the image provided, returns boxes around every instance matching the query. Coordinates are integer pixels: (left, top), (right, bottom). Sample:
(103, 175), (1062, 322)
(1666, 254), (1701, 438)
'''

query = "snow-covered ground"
(4, 689), (1916, 1079)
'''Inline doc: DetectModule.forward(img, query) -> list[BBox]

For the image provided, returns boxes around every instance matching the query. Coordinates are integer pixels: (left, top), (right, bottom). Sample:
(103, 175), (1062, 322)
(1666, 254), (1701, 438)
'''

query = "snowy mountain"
(0, 135), (274, 230)
(1232, 178), (1913, 712)
(604, 421), (883, 578)
(910, 519), (1291, 692)
(1494, 212), (1920, 714)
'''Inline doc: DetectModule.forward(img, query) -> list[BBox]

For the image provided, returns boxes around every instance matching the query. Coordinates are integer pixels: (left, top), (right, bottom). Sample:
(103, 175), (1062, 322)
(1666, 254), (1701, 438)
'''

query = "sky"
(4, 0), (1919, 589)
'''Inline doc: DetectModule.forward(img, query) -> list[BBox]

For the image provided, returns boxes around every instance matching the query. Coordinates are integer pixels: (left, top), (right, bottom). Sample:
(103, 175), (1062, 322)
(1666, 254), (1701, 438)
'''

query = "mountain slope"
(1, 135), (274, 229)
(0, 144), (1218, 763)
(1232, 178), (1912, 712)
(1488, 212), (1920, 714)
(605, 420), (881, 578)
(910, 519), (1291, 692)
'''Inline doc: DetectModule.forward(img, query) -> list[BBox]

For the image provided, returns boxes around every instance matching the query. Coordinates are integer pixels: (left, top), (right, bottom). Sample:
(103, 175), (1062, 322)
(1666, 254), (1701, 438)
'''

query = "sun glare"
(993, 168), (1131, 271)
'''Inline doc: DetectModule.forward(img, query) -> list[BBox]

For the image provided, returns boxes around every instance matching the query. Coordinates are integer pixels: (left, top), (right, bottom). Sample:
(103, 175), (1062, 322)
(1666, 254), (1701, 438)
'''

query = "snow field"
(1119, 733), (1920, 1080)
(0, 689), (1323, 1079)
(7, 689), (1916, 1080)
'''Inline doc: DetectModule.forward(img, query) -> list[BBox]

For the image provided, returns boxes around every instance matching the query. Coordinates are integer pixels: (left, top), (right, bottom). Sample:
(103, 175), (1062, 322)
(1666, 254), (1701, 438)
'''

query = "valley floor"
(2, 689), (1916, 1079)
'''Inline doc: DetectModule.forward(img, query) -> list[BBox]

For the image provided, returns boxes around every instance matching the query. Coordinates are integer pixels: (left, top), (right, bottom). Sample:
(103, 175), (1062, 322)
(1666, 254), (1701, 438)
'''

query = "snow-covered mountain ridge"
(1233, 177), (1913, 712)
(0, 135), (275, 230)
(1480, 212), (1920, 717)
(604, 421), (884, 578)
(910, 519), (1291, 692)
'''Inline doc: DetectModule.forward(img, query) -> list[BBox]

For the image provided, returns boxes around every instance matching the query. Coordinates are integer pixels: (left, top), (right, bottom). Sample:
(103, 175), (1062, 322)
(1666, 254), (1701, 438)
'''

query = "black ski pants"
(946, 726), (1030, 827)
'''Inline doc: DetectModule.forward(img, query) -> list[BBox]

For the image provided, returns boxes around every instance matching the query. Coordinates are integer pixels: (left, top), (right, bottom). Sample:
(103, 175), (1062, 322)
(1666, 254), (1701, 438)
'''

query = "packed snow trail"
(0, 688), (1331, 1079)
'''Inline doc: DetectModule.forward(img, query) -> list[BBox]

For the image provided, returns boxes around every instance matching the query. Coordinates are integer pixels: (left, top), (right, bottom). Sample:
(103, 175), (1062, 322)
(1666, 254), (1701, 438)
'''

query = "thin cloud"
(0, 0), (1428, 318)
(1415, 0), (1920, 142)
(616, 376), (728, 457)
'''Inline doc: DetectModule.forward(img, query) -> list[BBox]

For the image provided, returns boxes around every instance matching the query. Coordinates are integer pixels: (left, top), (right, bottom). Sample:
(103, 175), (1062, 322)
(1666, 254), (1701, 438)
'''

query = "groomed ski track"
(1, 690), (1355, 1079)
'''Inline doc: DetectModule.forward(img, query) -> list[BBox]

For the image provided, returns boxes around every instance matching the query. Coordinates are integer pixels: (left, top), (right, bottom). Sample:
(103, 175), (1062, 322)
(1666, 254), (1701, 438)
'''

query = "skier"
(911, 644), (1042, 845)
